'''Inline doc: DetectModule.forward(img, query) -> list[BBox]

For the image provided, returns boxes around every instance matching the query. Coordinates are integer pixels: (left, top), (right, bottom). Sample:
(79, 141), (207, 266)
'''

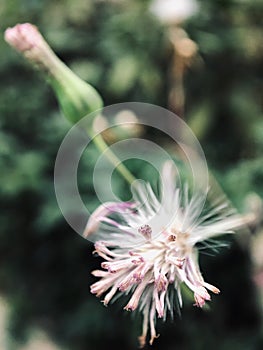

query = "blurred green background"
(0, 0), (263, 349)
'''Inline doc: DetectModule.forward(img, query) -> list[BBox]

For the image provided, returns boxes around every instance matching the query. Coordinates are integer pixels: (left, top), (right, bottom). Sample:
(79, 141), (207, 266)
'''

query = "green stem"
(92, 133), (136, 185)
(47, 54), (135, 184)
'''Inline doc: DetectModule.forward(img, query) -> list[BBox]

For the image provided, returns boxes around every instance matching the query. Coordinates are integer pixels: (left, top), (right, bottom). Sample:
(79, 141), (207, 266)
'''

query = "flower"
(84, 161), (244, 347)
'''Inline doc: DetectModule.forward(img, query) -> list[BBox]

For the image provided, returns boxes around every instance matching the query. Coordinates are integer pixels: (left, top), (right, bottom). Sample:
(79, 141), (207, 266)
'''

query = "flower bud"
(4, 23), (103, 125)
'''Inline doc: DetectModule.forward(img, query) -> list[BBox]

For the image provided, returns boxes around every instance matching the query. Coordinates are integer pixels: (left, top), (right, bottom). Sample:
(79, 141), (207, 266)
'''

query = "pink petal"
(83, 201), (135, 237)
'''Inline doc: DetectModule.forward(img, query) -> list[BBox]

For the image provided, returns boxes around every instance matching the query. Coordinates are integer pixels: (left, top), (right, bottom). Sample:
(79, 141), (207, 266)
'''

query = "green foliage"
(0, 0), (262, 349)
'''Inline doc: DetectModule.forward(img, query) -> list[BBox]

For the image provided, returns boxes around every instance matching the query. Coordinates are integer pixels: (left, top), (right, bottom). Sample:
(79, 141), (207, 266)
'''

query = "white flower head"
(84, 161), (244, 347)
